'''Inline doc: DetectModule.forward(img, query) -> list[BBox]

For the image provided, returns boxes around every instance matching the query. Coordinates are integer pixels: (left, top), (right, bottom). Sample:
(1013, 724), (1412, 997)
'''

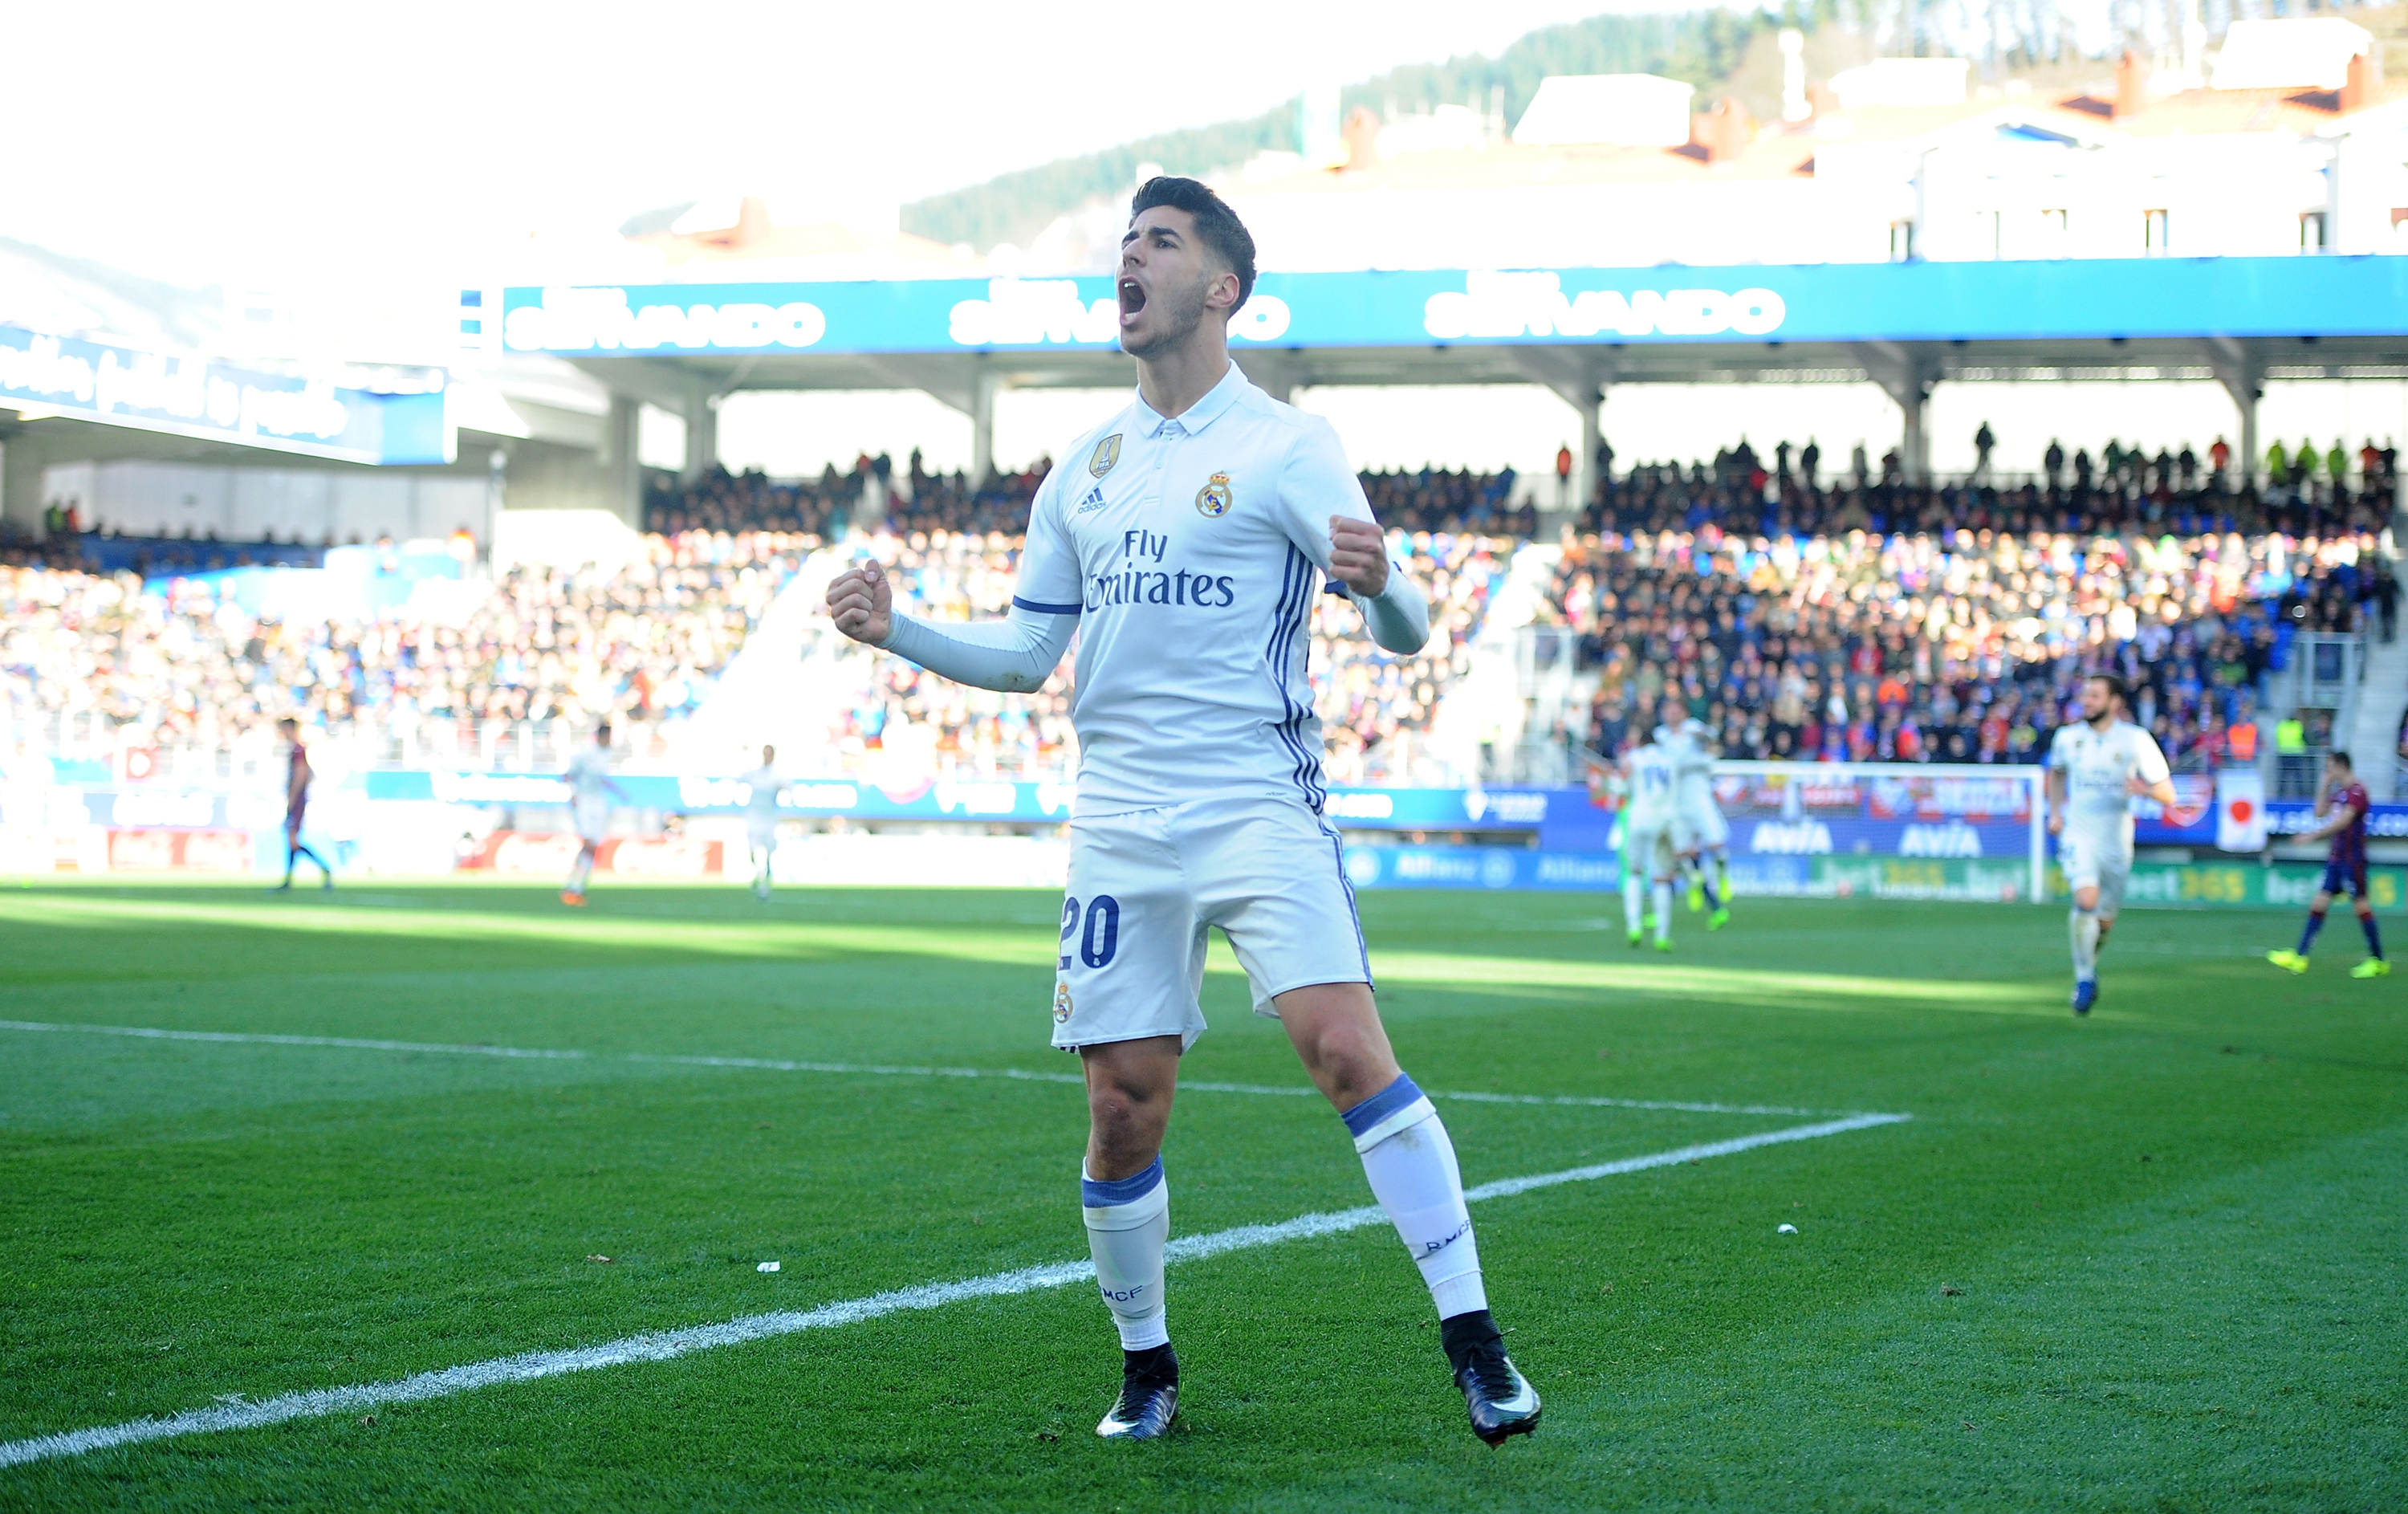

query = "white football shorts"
(573, 797), (611, 846)
(1050, 794), (1372, 1052)
(1624, 817), (1680, 881)
(746, 820), (779, 852)
(1674, 799), (1729, 853)
(2059, 824), (2132, 915)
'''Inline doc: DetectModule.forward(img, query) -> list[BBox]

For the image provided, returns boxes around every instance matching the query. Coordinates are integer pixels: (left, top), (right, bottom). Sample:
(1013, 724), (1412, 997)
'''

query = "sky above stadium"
(3, 0), (1663, 292)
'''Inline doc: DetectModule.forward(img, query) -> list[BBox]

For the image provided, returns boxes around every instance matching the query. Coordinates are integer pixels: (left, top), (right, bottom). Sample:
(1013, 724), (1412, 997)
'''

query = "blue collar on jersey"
(1131, 361), (1250, 438)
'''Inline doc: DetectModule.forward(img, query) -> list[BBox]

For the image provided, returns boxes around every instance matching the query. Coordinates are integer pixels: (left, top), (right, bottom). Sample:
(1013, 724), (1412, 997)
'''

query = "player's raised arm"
(824, 474), (1080, 694)
(1283, 417), (1428, 654)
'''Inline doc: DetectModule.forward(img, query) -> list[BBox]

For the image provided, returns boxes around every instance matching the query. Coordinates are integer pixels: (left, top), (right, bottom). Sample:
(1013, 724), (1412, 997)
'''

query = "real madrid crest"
(1195, 470), (1234, 519)
(1088, 434), (1121, 478)
(1053, 983), (1075, 1024)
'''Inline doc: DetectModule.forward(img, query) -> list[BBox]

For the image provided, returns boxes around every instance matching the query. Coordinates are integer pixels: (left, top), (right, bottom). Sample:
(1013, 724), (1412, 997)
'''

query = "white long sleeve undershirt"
(877, 603), (1075, 693)
(877, 559), (1430, 688)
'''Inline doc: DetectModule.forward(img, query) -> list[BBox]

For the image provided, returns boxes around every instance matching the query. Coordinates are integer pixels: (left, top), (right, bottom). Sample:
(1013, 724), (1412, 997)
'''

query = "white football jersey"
(1625, 743), (1679, 826)
(565, 745), (615, 802)
(740, 764), (782, 824)
(1006, 365), (1386, 815)
(2048, 718), (2169, 841)
(1654, 717), (1718, 808)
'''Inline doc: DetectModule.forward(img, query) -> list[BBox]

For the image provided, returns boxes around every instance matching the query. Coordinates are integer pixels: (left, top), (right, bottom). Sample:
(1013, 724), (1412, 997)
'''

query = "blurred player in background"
(2268, 751), (2389, 977)
(741, 743), (785, 901)
(562, 722), (628, 907)
(1588, 740), (1653, 945)
(1621, 733), (1679, 951)
(2047, 674), (2174, 1014)
(826, 177), (1537, 1447)
(1656, 697), (1730, 929)
(272, 716), (332, 892)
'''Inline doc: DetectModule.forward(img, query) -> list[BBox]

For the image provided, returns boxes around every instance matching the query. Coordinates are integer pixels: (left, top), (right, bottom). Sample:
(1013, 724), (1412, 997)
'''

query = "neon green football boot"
(2266, 949), (2308, 974)
(2352, 957), (2392, 979)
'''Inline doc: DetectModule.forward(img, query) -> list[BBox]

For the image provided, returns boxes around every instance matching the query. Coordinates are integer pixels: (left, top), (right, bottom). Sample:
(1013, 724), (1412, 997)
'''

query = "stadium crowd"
(0, 531), (807, 755)
(1595, 433), (2399, 542)
(4, 428), (2394, 783)
(645, 453), (1047, 539)
(1548, 522), (2390, 771)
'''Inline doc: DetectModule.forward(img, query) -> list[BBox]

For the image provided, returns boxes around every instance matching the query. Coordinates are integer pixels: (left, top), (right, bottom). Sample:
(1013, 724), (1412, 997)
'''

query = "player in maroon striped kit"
(2267, 751), (2388, 977)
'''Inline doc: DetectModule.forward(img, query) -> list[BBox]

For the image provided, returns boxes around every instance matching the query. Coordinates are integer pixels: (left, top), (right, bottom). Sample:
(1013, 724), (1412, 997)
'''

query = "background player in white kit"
(825, 177), (1540, 1447)
(2047, 674), (2174, 1015)
(1654, 696), (1731, 930)
(1621, 735), (1681, 950)
(561, 722), (628, 907)
(739, 743), (785, 901)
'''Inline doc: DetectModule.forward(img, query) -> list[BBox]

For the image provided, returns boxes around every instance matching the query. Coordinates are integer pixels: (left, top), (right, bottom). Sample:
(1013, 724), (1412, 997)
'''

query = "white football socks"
(1623, 872), (1645, 935)
(1653, 880), (1674, 944)
(568, 851), (594, 893)
(2070, 906), (2100, 981)
(1082, 1158), (1170, 1351)
(1344, 1074), (1487, 1320)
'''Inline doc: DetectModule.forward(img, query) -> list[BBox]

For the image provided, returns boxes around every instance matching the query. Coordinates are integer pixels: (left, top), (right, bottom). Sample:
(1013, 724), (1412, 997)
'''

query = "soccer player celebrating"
(2047, 674), (2174, 1015)
(561, 722), (628, 907)
(1655, 696), (1731, 928)
(271, 716), (333, 892)
(740, 743), (785, 901)
(825, 177), (1539, 1447)
(1621, 735), (1679, 950)
(2268, 751), (2390, 977)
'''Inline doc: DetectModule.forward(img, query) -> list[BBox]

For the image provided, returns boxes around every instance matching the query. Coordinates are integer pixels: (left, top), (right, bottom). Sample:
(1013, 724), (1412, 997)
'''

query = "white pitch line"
(0, 1020), (1841, 1117)
(0, 1112), (1904, 1470)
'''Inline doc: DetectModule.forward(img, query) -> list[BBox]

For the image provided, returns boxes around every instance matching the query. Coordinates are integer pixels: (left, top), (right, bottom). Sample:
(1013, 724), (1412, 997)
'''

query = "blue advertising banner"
(1713, 767), (2035, 863)
(360, 771), (1559, 831)
(1341, 845), (1621, 893)
(2268, 799), (2408, 840)
(502, 257), (2408, 359)
(2131, 774), (2219, 846)
(0, 325), (449, 465)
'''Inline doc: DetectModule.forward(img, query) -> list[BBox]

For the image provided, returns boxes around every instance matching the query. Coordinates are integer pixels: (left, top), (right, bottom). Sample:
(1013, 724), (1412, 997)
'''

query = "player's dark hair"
(1129, 176), (1256, 307)
(2085, 672), (2129, 707)
(2332, 750), (2353, 771)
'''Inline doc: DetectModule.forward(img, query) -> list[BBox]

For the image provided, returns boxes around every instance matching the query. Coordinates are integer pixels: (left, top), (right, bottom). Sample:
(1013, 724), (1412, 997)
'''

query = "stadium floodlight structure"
(490, 255), (2408, 526)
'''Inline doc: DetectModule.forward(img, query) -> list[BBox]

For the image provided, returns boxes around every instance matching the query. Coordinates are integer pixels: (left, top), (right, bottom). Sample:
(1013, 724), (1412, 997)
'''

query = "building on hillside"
(1208, 18), (2408, 273)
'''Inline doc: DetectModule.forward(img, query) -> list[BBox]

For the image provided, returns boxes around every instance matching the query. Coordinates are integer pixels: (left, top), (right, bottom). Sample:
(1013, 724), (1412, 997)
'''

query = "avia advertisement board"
(500, 257), (2408, 359)
(0, 325), (449, 465)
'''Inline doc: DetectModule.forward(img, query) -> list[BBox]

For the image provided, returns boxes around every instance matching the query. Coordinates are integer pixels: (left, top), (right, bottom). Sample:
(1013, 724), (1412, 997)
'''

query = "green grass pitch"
(0, 879), (2400, 1510)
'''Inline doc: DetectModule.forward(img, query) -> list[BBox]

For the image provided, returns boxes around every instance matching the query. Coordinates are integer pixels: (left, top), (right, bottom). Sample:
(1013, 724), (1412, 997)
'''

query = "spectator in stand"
(2211, 436), (2231, 482)
(1974, 421), (1995, 482)
(2045, 438), (2066, 488)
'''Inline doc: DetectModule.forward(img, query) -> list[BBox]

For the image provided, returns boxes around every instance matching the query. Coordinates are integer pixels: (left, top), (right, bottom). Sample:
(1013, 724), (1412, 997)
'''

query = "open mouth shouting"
(1117, 274), (1148, 328)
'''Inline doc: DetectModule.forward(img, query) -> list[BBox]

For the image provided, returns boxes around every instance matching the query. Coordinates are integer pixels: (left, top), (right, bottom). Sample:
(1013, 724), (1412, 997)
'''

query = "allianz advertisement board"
(500, 257), (2408, 358)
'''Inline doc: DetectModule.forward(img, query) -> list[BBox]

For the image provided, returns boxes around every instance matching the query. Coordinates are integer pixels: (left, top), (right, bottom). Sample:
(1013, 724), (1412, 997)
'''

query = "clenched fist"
(826, 564), (893, 646)
(1328, 515), (1390, 597)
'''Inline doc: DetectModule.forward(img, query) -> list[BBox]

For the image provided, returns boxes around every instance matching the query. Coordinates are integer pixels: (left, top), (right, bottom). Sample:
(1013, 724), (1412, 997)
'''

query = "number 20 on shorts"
(1060, 895), (1121, 970)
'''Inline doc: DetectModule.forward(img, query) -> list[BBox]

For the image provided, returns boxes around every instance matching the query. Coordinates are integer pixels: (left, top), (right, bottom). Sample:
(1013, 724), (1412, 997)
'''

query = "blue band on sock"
(1080, 1156), (1163, 1209)
(1340, 1073), (1425, 1138)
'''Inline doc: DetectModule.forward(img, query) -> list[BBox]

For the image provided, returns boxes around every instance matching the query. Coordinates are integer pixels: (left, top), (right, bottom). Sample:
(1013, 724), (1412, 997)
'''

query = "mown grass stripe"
(0, 1114), (1905, 1468)
(0, 1020), (1857, 1116)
